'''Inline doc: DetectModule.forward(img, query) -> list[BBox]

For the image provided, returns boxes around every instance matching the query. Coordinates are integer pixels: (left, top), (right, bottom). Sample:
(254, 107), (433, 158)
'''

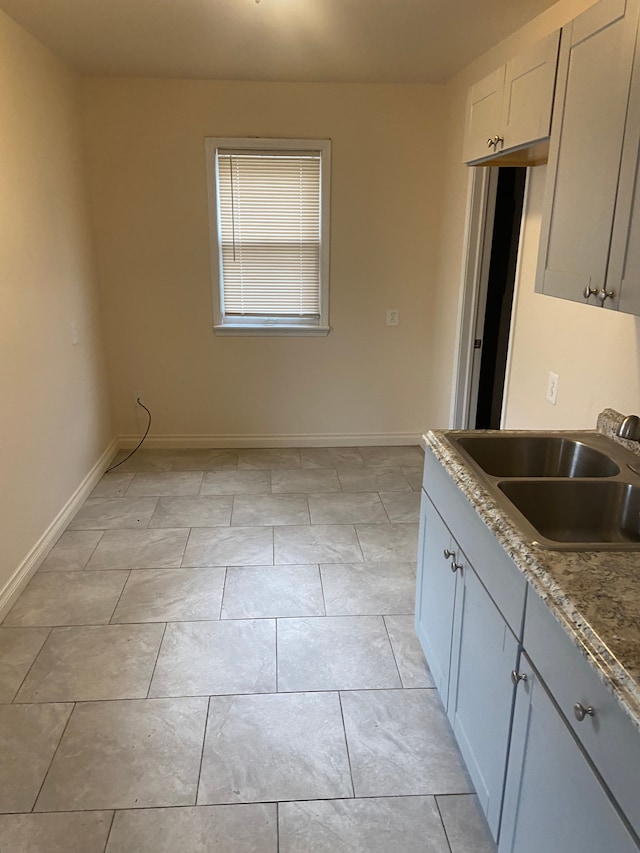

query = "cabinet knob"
(493, 135), (504, 147)
(597, 289), (615, 305)
(583, 286), (598, 300)
(450, 562), (463, 574)
(511, 670), (528, 686)
(487, 137), (496, 148)
(573, 702), (595, 722)
(443, 549), (455, 560)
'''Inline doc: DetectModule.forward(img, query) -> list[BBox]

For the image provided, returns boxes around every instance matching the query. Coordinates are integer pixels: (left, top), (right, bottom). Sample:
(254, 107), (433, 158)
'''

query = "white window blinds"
(216, 150), (322, 317)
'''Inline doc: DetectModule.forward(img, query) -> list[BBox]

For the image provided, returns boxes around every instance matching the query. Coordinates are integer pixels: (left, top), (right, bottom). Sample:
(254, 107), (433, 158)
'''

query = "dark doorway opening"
(475, 167), (527, 429)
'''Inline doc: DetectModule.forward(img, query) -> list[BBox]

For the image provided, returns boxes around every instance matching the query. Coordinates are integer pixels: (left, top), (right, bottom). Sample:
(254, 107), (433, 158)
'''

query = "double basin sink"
(445, 431), (640, 550)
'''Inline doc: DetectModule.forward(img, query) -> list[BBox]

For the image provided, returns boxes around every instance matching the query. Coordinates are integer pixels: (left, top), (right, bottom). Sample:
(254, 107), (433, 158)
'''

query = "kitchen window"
(205, 137), (331, 335)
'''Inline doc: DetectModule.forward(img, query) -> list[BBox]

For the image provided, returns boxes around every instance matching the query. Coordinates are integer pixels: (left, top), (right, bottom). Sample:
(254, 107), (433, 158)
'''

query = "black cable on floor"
(105, 399), (152, 473)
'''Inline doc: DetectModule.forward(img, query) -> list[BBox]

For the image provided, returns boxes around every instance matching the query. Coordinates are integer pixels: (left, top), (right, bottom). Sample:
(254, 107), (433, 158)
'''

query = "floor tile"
(0, 811), (112, 853)
(403, 467), (423, 491)
(86, 528), (189, 570)
(183, 527), (273, 566)
(221, 566), (325, 619)
(126, 472), (203, 497)
(384, 615), (434, 688)
(274, 525), (363, 564)
(436, 794), (496, 853)
(149, 620), (276, 697)
(0, 703), (72, 812)
(149, 497), (233, 528)
(0, 627), (50, 703)
(279, 796), (450, 853)
(380, 491), (421, 523)
(39, 530), (103, 571)
(3, 571), (128, 627)
(300, 447), (365, 469)
(341, 689), (473, 797)
(271, 468), (341, 494)
(238, 448), (301, 469)
(321, 562), (416, 616)
(69, 497), (158, 530)
(356, 523), (419, 562)
(337, 468), (412, 492)
(200, 470), (271, 495)
(91, 472), (135, 498)
(108, 450), (174, 473)
(277, 616), (401, 692)
(359, 446), (424, 468)
(36, 697), (208, 811)
(171, 449), (239, 471)
(111, 569), (225, 623)
(232, 495), (310, 526)
(309, 493), (388, 524)
(106, 804), (277, 853)
(16, 624), (164, 702)
(198, 692), (353, 804)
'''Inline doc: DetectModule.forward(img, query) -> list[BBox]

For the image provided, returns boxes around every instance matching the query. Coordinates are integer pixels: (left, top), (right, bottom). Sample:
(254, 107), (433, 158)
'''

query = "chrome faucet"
(617, 414), (640, 442)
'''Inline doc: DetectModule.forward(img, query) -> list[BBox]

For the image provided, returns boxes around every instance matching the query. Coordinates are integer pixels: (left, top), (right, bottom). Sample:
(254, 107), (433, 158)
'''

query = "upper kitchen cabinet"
(463, 31), (560, 166)
(536, 0), (640, 312)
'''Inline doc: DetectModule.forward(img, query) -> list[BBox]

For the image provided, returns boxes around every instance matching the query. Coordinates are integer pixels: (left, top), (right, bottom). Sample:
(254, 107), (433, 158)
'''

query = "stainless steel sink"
(498, 480), (640, 545)
(455, 435), (620, 478)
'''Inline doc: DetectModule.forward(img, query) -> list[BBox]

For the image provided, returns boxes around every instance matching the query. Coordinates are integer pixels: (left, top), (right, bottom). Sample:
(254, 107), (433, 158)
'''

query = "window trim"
(204, 136), (331, 337)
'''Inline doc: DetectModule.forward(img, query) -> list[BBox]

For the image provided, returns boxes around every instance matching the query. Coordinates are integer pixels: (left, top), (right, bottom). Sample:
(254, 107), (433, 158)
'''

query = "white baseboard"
(0, 438), (119, 622)
(118, 432), (423, 449)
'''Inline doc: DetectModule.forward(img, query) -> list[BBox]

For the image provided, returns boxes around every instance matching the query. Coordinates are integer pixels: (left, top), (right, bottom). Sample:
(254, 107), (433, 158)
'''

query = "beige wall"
(429, 0), (640, 431)
(0, 11), (113, 604)
(82, 79), (446, 444)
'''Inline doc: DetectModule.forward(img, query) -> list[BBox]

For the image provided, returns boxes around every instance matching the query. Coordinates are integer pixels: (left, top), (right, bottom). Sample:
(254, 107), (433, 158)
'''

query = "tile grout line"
(9, 627), (52, 703)
(145, 622), (168, 699)
(337, 691), (356, 800)
(378, 491), (392, 524)
(317, 565), (328, 617)
(276, 800), (280, 853)
(434, 794), (455, 853)
(275, 618), (279, 692)
(30, 700), (76, 813)
(219, 567), (228, 620)
(382, 615), (405, 688)
(194, 695), (211, 808)
(107, 570), (133, 625)
(102, 808), (117, 853)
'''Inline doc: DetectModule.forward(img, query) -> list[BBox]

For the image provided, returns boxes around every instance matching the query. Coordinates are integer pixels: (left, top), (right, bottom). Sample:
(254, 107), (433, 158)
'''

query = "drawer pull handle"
(511, 670), (528, 686)
(443, 549), (455, 560)
(573, 702), (595, 722)
(451, 562), (463, 574)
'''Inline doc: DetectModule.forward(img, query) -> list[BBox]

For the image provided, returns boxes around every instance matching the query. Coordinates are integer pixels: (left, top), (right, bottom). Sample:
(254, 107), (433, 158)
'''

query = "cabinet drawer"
(524, 588), (640, 837)
(422, 448), (526, 638)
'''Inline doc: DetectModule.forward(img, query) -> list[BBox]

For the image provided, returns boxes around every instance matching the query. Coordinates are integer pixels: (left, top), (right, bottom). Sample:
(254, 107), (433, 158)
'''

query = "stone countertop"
(422, 408), (640, 732)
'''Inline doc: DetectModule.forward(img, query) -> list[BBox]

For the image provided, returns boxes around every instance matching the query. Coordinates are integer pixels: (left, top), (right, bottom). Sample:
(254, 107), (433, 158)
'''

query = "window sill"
(213, 324), (330, 337)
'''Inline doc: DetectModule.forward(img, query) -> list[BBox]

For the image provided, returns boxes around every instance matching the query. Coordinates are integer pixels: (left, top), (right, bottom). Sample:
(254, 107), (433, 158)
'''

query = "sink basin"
(498, 480), (640, 545)
(455, 436), (619, 478)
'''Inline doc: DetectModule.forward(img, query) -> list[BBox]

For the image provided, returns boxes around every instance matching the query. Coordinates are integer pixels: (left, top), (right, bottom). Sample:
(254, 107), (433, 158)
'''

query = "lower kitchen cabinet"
(416, 489), (518, 840)
(415, 491), (459, 707)
(500, 655), (638, 853)
(448, 564), (519, 838)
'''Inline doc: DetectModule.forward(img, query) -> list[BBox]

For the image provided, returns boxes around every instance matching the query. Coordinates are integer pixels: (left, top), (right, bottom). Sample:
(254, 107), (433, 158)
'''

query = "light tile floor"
(0, 445), (497, 852)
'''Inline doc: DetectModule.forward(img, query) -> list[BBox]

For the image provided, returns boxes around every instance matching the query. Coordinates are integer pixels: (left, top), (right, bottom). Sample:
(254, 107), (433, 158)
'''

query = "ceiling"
(0, 0), (561, 84)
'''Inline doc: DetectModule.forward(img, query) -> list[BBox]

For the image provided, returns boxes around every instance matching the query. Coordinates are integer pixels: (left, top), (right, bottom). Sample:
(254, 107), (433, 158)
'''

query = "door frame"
(450, 166), (529, 429)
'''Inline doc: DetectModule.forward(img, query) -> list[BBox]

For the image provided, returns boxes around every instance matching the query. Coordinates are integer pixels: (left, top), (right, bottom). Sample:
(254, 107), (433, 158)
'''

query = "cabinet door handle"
(597, 289), (615, 305)
(443, 549), (455, 560)
(573, 702), (595, 722)
(493, 135), (504, 147)
(487, 137), (496, 149)
(583, 286), (598, 300)
(511, 670), (528, 686)
(450, 562), (463, 574)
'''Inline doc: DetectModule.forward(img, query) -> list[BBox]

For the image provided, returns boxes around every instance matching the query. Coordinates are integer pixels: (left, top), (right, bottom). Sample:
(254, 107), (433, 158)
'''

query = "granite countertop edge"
(422, 408), (640, 732)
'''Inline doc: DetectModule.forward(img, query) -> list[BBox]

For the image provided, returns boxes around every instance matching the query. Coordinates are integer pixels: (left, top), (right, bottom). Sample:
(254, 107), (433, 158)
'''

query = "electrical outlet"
(546, 372), (559, 406)
(386, 309), (400, 326)
(134, 390), (144, 407)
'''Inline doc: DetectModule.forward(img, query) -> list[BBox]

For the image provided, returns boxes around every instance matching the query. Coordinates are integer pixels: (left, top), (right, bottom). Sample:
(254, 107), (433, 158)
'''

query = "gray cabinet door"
(415, 491), (459, 708)
(448, 564), (519, 840)
(536, 0), (640, 307)
(499, 655), (639, 853)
